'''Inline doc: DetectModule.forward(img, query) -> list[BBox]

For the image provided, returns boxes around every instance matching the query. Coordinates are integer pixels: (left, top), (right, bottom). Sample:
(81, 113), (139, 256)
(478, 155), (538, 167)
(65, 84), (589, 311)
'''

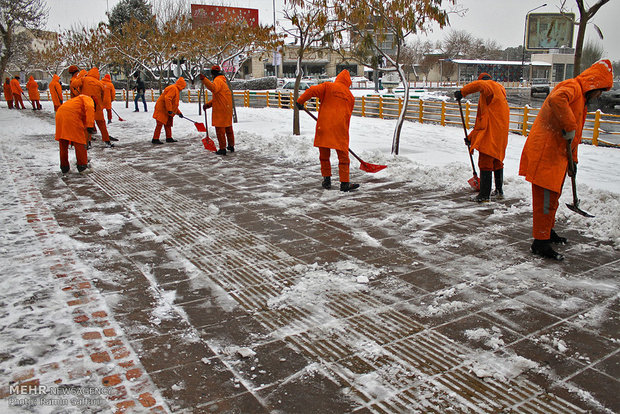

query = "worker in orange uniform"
(296, 69), (358, 192)
(3, 78), (13, 109)
(519, 59), (613, 261)
(454, 72), (510, 202)
(49, 74), (63, 111)
(26, 76), (42, 110)
(68, 65), (82, 98)
(10, 75), (26, 109)
(55, 95), (96, 174)
(80, 67), (114, 147)
(151, 77), (186, 145)
(198, 65), (234, 155)
(102, 74), (116, 123)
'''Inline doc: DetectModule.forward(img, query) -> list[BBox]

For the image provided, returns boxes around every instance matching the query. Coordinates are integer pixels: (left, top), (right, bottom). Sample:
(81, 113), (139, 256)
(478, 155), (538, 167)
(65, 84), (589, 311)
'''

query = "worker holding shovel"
(49, 74), (63, 112)
(151, 77), (186, 145)
(296, 69), (358, 192)
(199, 65), (234, 156)
(10, 76), (26, 109)
(454, 72), (509, 202)
(519, 59), (613, 261)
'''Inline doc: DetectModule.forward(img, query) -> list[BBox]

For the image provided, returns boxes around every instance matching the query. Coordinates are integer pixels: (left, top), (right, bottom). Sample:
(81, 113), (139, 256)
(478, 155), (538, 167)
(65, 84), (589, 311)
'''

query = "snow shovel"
(180, 115), (206, 132)
(201, 110), (216, 152)
(565, 140), (594, 218)
(302, 107), (387, 173)
(457, 100), (480, 191)
(111, 107), (125, 121)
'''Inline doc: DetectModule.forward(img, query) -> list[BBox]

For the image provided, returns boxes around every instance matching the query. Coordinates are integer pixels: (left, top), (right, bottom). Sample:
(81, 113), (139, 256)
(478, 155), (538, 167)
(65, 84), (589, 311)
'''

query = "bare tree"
(0, 0), (47, 78)
(281, 2), (343, 135)
(581, 38), (604, 69)
(560, 0), (611, 75)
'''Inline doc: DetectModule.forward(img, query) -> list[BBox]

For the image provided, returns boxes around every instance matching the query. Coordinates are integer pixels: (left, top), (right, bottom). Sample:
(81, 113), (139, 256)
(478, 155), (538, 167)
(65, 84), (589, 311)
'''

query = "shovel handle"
(566, 140), (580, 206)
(457, 100), (478, 178)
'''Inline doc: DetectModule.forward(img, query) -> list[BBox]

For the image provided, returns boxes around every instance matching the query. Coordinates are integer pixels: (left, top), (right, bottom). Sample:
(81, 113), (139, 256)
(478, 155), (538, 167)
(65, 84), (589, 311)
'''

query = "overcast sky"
(46, 0), (620, 62)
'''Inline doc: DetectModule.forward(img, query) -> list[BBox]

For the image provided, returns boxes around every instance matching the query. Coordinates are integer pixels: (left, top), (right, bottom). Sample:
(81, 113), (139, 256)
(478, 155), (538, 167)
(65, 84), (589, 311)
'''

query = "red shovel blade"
(202, 137), (216, 152)
(359, 160), (387, 173)
(194, 122), (207, 132)
(468, 175), (480, 191)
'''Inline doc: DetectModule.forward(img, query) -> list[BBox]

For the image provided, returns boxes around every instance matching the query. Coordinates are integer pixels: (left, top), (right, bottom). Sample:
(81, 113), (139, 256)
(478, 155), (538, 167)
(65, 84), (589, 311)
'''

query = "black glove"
(296, 101), (304, 110)
(177, 112), (183, 119)
(167, 111), (174, 116)
(454, 90), (463, 101)
(86, 127), (96, 134)
(464, 137), (471, 146)
(568, 162), (577, 177)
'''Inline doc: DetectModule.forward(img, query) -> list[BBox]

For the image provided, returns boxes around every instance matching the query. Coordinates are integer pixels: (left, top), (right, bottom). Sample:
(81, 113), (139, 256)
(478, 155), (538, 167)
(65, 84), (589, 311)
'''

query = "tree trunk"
(391, 65), (410, 155)
(293, 52), (304, 136)
(0, 27), (14, 81)
(573, 19), (588, 77)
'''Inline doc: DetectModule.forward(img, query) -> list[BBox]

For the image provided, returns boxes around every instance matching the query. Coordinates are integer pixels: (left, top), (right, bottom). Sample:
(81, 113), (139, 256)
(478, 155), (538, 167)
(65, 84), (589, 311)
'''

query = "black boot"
(227, 145), (234, 153)
(60, 165), (70, 174)
(472, 170), (492, 202)
(531, 239), (564, 261)
(216, 149), (227, 155)
(166, 138), (177, 143)
(109, 136), (119, 142)
(340, 182), (360, 192)
(550, 229), (567, 244)
(152, 139), (163, 145)
(322, 176), (331, 189)
(491, 169), (504, 199)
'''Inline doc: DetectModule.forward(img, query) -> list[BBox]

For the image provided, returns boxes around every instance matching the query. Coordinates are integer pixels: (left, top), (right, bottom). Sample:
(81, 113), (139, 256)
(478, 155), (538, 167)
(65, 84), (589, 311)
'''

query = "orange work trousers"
(95, 119), (110, 142)
(106, 108), (112, 122)
(478, 152), (503, 171)
(531, 183), (561, 240)
(59, 139), (88, 168)
(6, 99), (13, 109)
(319, 147), (350, 183)
(215, 126), (234, 150)
(13, 93), (25, 109)
(153, 117), (173, 140)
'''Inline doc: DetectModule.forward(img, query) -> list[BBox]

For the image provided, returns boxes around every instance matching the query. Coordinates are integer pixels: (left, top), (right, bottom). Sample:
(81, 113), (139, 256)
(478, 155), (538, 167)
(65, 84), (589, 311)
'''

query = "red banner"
(191, 4), (259, 28)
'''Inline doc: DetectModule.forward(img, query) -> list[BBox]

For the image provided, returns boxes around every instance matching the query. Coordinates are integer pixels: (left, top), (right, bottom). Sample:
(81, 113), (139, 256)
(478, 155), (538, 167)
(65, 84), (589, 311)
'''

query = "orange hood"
(576, 59), (614, 93)
(28, 75), (35, 83)
(87, 67), (100, 80)
(175, 77), (186, 90)
(52, 74), (60, 82)
(103, 74), (111, 82)
(335, 70), (352, 88)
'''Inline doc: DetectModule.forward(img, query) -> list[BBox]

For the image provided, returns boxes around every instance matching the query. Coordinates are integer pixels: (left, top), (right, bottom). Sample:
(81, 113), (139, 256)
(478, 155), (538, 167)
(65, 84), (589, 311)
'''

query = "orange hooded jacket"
(10, 78), (23, 94)
(519, 59), (614, 193)
(153, 77), (186, 124)
(101, 74), (115, 109)
(460, 73), (510, 161)
(80, 68), (106, 121)
(55, 95), (95, 145)
(49, 74), (63, 107)
(26, 76), (40, 100)
(3, 79), (11, 101)
(70, 70), (86, 98)
(297, 70), (355, 152)
(201, 74), (233, 127)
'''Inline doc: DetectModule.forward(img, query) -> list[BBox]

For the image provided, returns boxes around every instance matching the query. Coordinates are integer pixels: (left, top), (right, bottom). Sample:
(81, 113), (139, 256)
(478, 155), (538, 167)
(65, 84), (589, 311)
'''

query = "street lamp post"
(521, 4), (547, 83)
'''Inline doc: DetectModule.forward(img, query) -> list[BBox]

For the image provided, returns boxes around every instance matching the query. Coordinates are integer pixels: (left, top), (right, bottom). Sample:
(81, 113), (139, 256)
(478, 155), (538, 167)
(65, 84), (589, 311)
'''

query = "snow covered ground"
(0, 98), (618, 413)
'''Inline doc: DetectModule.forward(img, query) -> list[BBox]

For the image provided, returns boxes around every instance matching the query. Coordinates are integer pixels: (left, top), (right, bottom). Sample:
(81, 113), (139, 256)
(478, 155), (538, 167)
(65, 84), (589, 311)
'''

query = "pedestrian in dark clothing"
(133, 72), (147, 112)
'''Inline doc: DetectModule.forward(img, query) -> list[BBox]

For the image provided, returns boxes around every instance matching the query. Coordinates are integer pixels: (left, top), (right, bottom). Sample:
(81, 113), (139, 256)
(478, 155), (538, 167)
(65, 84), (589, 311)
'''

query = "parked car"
(530, 78), (550, 97)
(276, 81), (311, 107)
(598, 80), (620, 112)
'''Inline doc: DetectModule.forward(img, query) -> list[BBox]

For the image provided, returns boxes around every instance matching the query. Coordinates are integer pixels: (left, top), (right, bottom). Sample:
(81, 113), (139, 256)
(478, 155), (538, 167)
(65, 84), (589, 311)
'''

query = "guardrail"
(31, 88), (619, 148)
(231, 91), (620, 148)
